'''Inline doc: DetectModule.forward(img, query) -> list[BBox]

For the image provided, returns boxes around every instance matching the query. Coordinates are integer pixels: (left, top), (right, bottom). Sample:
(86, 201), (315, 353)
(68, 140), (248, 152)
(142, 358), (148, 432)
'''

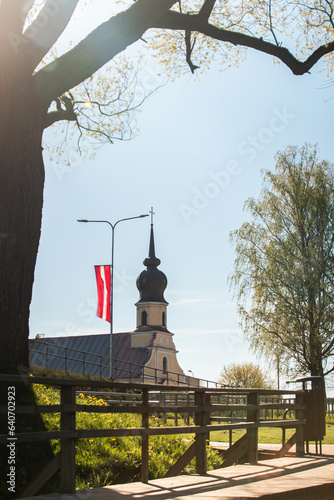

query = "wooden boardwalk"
(21, 453), (334, 500)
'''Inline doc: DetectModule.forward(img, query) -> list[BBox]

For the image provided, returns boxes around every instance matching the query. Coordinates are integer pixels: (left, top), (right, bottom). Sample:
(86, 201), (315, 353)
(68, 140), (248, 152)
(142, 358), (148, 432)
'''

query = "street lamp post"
(78, 214), (149, 378)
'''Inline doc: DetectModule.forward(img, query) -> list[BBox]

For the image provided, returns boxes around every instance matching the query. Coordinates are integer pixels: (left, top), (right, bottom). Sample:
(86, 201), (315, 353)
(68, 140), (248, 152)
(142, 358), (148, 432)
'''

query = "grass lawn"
(210, 419), (334, 445)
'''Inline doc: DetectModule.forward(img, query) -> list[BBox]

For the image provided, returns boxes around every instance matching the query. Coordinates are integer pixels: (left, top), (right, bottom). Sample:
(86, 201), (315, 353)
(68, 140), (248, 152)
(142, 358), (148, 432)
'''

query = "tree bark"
(0, 35), (47, 373)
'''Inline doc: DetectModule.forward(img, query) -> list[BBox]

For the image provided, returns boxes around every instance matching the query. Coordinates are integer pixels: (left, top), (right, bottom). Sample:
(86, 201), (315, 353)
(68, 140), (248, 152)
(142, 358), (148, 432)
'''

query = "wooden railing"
(0, 374), (306, 498)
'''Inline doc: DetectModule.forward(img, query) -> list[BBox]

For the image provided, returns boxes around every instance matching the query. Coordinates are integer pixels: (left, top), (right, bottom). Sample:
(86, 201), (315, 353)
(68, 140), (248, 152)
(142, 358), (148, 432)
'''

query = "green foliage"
(229, 144), (334, 378)
(219, 362), (273, 389)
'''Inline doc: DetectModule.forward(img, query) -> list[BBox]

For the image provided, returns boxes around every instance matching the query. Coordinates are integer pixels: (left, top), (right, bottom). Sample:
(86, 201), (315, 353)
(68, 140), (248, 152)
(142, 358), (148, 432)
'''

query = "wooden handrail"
(0, 374), (306, 497)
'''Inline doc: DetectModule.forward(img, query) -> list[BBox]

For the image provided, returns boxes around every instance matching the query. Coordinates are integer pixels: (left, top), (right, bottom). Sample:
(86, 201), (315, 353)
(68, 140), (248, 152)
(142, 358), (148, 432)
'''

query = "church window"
(162, 311), (166, 326)
(162, 356), (168, 375)
(141, 310), (147, 326)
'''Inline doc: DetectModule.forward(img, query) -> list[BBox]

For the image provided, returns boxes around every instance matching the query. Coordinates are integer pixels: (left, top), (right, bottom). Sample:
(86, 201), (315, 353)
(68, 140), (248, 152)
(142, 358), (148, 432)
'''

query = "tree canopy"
(229, 144), (334, 380)
(1, 0), (334, 373)
(219, 361), (273, 388)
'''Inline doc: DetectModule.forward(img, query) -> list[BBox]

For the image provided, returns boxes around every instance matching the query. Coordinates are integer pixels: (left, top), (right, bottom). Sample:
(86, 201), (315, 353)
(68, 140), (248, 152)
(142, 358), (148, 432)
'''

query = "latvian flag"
(94, 265), (111, 322)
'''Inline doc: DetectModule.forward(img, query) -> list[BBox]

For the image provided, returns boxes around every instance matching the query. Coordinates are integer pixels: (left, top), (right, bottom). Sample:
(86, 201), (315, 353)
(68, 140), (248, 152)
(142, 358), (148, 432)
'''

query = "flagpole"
(78, 214), (149, 378)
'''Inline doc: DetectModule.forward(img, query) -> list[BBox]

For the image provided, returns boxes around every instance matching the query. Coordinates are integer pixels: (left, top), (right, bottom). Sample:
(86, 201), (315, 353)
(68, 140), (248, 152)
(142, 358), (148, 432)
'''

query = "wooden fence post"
(141, 389), (149, 483)
(60, 384), (76, 494)
(247, 391), (258, 464)
(295, 392), (304, 457)
(194, 391), (210, 475)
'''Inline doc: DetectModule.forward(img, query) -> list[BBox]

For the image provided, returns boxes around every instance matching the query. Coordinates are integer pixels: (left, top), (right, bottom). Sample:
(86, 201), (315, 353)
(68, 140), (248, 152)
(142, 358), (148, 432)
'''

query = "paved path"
(21, 454), (334, 500)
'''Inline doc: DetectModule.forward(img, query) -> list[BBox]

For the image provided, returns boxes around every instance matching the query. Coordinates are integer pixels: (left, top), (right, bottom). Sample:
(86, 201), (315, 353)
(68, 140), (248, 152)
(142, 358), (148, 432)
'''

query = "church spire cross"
(149, 207), (155, 226)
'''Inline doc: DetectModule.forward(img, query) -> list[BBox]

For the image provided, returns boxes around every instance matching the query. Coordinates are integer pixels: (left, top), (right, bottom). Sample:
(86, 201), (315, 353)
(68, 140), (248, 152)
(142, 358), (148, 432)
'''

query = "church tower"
(135, 218), (168, 330)
(130, 210), (185, 384)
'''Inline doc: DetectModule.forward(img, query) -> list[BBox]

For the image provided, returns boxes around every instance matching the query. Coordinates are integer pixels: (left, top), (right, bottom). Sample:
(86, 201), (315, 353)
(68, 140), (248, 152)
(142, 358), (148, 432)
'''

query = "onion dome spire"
(136, 210), (167, 304)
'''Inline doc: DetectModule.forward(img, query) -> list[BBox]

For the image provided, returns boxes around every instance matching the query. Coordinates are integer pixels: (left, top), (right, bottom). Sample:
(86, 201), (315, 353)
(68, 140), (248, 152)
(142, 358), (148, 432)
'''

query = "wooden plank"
(295, 393), (304, 457)
(247, 392), (258, 464)
(221, 433), (248, 467)
(0, 404), (61, 415)
(260, 419), (306, 428)
(0, 374), (304, 395)
(0, 430), (76, 444)
(60, 385), (76, 494)
(194, 392), (210, 475)
(141, 389), (149, 483)
(4, 401), (303, 416)
(0, 421), (261, 445)
(17, 453), (60, 498)
(164, 442), (196, 477)
(259, 403), (306, 410)
(275, 432), (296, 458)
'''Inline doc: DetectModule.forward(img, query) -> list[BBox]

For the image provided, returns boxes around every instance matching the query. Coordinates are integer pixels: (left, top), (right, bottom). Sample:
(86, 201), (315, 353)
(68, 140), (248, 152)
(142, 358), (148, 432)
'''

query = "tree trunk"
(0, 50), (46, 373)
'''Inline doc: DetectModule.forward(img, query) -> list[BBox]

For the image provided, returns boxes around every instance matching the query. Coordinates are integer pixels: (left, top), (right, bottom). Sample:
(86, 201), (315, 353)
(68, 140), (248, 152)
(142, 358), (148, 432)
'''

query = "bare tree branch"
(324, 363), (334, 376)
(185, 30), (199, 73)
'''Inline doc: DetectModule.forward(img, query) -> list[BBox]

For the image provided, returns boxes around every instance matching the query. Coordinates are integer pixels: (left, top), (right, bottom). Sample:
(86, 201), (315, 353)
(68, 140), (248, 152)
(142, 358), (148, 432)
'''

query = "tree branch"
(34, 0), (177, 107)
(153, 10), (334, 75)
(0, 0), (34, 36)
(24, 0), (80, 71)
(44, 94), (77, 128)
(199, 0), (216, 20)
(185, 30), (199, 73)
(324, 363), (334, 377)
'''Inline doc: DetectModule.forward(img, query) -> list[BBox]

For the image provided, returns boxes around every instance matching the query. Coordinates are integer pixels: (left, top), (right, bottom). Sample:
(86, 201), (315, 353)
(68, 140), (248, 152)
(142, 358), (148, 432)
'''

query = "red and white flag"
(94, 265), (111, 322)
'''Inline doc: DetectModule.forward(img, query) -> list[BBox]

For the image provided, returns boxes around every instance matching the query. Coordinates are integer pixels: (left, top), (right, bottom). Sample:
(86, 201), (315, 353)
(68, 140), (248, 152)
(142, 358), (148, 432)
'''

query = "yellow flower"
(79, 393), (85, 399)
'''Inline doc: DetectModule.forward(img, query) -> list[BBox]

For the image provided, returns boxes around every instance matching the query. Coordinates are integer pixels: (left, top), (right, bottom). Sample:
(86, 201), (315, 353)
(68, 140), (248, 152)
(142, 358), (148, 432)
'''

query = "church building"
(29, 222), (188, 385)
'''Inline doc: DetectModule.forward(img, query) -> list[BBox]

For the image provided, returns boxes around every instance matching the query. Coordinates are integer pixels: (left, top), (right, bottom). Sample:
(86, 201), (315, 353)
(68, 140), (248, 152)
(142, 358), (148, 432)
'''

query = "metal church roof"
(29, 332), (153, 379)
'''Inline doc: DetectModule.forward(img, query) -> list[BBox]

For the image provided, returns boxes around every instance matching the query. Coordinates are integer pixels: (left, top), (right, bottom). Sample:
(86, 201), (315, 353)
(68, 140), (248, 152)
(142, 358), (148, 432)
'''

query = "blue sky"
(28, 12), (334, 389)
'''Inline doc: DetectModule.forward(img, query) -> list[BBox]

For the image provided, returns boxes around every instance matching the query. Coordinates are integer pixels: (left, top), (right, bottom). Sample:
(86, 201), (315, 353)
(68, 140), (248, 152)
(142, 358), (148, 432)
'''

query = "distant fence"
(327, 398), (334, 416)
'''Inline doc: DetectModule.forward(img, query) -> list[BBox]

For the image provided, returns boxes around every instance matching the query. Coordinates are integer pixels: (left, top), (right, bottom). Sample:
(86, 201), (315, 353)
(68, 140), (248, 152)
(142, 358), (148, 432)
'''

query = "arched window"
(162, 311), (166, 327)
(162, 356), (168, 375)
(141, 310), (147, 326)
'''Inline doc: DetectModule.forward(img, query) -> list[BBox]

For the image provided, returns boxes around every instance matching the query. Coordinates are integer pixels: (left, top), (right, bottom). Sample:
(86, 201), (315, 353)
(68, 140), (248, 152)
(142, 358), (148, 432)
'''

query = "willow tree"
(229, 144), (334, 380)
(1, 1), (334, 373)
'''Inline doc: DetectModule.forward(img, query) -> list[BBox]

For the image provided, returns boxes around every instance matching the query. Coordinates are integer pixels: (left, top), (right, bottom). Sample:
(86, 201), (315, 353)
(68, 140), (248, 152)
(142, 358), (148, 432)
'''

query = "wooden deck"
(21, 453), (334, 500)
